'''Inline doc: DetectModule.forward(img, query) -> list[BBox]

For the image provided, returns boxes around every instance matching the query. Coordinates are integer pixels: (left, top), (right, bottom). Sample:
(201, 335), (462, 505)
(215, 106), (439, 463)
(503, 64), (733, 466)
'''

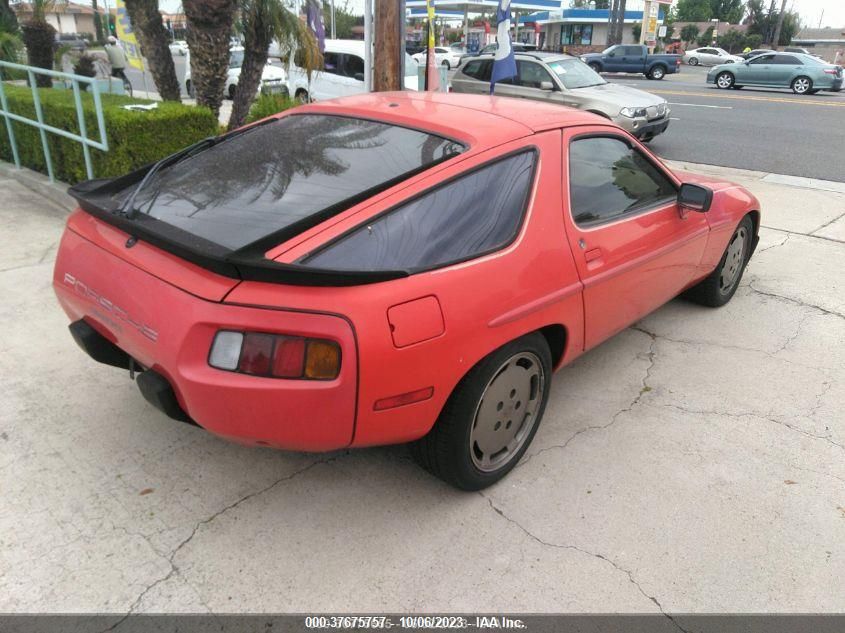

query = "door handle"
(584, 247), (603, 262)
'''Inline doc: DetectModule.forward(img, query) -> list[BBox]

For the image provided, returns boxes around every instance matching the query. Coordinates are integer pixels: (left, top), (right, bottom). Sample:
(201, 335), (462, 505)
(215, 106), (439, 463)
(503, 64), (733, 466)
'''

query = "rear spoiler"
(67, 175), (410, 287)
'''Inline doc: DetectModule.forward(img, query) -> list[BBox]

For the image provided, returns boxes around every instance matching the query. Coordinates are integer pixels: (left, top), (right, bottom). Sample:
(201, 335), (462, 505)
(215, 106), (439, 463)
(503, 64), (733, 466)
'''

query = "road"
(609, 65), (845, 182)
(127, 57), (845, 182)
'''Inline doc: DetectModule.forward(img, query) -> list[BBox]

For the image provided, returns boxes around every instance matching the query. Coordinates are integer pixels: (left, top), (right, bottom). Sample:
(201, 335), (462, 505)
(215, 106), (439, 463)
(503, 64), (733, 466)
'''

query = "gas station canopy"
(405, 0), (565, 13)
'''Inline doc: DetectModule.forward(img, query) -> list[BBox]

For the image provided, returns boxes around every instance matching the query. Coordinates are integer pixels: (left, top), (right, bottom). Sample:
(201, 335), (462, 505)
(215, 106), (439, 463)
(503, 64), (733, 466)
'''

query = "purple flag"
(305, 0), (326, 53)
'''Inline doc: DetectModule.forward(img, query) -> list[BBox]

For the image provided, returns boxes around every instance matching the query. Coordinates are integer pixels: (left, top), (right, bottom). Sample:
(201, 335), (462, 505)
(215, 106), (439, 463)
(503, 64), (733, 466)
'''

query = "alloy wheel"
(720, 226), (747, 293)
(793, 77), (811, 94)
(469, 352), (545, 473)
(716, 72), (734, 89)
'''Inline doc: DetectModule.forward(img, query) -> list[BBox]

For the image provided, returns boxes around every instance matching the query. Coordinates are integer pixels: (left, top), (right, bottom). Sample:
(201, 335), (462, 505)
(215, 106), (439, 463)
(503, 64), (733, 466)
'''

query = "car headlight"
(657, 102), (667, 116)
(580, 56), (588, 61)
(620, 107), (647, 118)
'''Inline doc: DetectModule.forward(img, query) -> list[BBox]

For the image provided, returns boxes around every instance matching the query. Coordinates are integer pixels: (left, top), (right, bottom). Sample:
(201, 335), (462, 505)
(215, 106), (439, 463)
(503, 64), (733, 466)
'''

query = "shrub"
(0, 84), (218, 183)
(245, 92), (298, 124)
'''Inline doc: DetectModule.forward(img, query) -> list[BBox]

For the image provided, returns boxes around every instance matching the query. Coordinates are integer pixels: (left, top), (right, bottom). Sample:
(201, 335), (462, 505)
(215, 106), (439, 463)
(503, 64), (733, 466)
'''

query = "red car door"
(561, 127), (710, 350)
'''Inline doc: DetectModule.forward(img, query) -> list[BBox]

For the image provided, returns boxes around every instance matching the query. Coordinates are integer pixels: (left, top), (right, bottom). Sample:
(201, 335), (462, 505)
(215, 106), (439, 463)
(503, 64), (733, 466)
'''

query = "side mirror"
(539, 81), (554, 91)
(678, 183), (713, 212)
(608, 51), (616, 57)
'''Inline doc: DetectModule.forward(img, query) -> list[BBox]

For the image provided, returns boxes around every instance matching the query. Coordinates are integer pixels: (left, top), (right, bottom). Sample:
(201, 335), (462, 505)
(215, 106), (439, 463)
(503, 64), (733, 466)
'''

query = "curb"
(0, 163), (76, 211)
(667, 160), (845, 194)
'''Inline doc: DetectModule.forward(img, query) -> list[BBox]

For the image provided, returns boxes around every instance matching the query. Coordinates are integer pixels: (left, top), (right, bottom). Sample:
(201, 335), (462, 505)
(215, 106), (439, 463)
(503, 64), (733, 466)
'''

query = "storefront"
(520, 8), (665, 53)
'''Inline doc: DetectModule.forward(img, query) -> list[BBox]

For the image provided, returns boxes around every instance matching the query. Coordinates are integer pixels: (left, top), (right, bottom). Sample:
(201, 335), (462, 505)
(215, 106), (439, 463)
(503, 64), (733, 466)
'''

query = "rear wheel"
(648, 65), (666, 80)
(716, 71), (735, 89)
(442, 60), (450, 70)
(791, 76), (812, 94)
(295, 88), (309, 104)
(684, 215), (754, 307)
(409, 333), (552, 491)
(688, 57), (699, 66)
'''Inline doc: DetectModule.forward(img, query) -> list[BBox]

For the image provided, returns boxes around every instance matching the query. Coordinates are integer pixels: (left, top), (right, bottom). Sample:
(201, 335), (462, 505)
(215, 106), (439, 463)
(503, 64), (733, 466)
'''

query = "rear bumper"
(54, 226), (358, 452)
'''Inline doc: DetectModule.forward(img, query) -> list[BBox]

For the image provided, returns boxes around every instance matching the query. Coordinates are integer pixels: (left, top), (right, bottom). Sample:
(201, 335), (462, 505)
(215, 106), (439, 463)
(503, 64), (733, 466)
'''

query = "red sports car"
(54, 92), (760, 490)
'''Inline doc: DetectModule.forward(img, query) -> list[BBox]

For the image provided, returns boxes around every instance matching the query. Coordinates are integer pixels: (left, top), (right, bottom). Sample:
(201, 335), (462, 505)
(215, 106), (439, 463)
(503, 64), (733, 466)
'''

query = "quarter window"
(569, 137), (676, 227)
(773, 55), (802, 65)
(303, 151), (537, 272)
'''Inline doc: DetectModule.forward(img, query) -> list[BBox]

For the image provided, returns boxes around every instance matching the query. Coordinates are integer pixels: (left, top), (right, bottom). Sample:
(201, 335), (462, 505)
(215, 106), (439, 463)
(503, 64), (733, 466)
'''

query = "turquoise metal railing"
(0, 61), (109, 182)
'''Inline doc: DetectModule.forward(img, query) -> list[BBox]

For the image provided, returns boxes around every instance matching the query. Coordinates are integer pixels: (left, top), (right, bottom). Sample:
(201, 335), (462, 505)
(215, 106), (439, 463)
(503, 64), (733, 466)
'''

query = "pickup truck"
(580, 45), (682, 80)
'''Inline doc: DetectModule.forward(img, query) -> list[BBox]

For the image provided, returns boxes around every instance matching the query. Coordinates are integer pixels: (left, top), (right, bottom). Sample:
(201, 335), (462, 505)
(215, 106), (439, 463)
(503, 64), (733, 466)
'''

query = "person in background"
(105, 36), (129, 85)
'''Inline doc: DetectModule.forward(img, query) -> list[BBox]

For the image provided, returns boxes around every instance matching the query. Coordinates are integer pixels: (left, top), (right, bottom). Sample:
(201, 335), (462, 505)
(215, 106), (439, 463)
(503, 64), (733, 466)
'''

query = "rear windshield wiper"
(121, 136), (218, 218)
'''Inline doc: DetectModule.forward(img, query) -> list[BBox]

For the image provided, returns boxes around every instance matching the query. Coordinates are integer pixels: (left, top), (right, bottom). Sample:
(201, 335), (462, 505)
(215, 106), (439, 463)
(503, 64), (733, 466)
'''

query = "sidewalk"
(0, 161), (843, 615)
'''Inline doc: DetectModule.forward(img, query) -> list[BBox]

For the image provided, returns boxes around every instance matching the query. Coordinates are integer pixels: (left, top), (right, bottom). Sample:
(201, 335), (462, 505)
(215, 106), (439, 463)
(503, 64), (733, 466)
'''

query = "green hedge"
(246, 93), (298, 124)
(0, 83), (219, 183)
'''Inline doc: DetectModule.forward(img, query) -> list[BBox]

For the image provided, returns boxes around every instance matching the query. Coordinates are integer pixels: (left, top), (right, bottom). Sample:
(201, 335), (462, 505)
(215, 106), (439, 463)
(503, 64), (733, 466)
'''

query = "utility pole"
(373, 0), (403, 91)
(771, 0), (789, 49)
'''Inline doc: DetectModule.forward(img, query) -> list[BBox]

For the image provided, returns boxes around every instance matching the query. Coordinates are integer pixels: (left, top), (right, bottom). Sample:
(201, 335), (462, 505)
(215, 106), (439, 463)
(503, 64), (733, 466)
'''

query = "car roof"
(298, 91), (606, 149)
(463, 51), (575, 63)
(322, 39), (366, 55)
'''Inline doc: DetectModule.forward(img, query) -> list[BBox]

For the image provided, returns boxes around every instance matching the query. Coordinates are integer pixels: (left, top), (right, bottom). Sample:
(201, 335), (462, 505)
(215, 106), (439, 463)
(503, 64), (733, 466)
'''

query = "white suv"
(288, 39), (419, 102)
(184, 47), (287, 99)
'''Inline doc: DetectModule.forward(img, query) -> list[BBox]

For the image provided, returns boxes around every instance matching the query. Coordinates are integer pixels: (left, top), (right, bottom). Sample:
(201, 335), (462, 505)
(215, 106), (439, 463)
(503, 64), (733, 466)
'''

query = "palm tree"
(227, 0), (321, 131)
(20, 0), (56, 87)
(123, 0), (181, 100)
(183, 0), (238, 117)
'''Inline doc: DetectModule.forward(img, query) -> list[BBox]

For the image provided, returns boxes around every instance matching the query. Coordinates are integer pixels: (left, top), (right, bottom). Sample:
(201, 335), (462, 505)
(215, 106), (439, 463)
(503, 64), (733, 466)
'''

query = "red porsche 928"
(54, 92), (760, 490)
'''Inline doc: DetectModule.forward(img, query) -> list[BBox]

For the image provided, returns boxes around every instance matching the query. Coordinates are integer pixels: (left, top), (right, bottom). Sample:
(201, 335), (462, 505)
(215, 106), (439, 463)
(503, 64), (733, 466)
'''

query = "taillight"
(209, 330), (341, 380)
(823, 68), (837, 75)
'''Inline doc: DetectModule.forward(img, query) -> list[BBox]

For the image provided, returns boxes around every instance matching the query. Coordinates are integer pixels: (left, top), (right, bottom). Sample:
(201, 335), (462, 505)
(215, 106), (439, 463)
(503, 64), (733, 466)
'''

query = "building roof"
(13, 1), (106, 15)
(520, 8), (665, 25)
(792, 27), (845, 43)
(672, 21), (748, 34)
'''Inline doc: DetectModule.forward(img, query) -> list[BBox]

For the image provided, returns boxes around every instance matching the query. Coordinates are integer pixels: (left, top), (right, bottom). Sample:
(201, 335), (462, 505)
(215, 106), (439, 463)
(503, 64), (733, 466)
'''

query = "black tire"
(808, 89), (820, 94)
(442, 60), (450, 70)
(688, 57), (699, 66)
(715, 71), (735, 89)
(228, 84), (236, 100)
(295, 89), (309, 104)
(684, 215), (754, 307)
(732, 84), (743, 89)
(588, 62), (602, 73)
(409, 332), (552, 491)
(791, 75), (812, 94)
(185, 79), (195, 98)
(648, 65), (666, 80)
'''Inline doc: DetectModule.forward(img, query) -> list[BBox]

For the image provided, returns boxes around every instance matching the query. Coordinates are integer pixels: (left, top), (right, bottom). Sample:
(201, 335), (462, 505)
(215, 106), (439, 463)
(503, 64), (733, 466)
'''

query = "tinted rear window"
(302, 151), (536, 272)
(129, 115), (464, 251)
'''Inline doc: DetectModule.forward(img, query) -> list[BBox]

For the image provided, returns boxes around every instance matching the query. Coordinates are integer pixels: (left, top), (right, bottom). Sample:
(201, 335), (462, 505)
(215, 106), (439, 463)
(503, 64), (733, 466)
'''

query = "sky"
(122, 0), (845, 31)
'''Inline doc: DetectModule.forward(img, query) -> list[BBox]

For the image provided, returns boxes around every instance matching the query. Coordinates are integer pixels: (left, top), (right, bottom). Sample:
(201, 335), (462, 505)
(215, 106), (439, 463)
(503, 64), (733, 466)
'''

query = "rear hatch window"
(70, 114), (465, 285)
(128, 115), (464, 251)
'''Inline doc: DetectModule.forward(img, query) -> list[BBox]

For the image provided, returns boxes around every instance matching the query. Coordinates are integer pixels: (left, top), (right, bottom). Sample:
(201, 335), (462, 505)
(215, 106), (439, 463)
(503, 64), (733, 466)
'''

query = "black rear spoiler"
(67, 174), (410, 288)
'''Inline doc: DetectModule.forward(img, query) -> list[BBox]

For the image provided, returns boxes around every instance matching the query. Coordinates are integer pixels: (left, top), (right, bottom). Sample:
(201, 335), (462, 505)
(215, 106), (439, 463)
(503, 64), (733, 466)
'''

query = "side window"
(303, 151), (536, 272)
(517, 61), (554, 89)
(749, 54), (774, 64)
(623, 46), (642, 56)
(342, 54), (365, 79)
(569, 137), (676, 227)
(323, 52), (340, 74)
(774, 55), (802, 65)
(463, 60), (491, 81)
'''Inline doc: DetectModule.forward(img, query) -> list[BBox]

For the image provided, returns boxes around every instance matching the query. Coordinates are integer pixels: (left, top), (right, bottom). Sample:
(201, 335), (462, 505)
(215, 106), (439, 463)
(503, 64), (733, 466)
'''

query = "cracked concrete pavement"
(0, 161), (843, 615)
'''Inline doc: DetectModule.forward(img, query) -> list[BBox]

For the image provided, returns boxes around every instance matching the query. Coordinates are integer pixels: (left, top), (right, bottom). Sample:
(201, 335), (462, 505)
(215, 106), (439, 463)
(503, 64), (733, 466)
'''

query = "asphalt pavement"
(609, 65), (845, 183)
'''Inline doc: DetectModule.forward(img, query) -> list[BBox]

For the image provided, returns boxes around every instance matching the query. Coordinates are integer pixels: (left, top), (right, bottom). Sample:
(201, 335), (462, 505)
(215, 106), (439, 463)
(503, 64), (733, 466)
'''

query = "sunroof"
(127, 114), (466, 251)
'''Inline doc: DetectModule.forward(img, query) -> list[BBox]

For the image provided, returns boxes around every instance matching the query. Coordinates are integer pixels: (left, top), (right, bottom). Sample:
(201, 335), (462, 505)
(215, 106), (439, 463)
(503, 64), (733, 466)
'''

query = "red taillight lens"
(272, 337), (306, 378)
(209, 331), (340, 380)
(823, 68), (837, 75)
(239, 333), (274, 376)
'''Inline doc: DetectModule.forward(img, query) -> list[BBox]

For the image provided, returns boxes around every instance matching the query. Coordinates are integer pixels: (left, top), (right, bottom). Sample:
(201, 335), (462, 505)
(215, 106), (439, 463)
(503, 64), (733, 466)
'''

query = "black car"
(459, 42), (538, 65)
(740, 48), (774, 60)
(54, 33), (89, 52)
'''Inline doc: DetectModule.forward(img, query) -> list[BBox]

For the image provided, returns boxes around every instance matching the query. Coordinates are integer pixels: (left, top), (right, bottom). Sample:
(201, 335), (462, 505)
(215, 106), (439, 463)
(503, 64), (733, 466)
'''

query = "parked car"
(683, 47), (743, 66)
(169, 40), (188, 56)
(708, 52), (843, 94)
(184, 47), (287, 99)
(581, 44), (682, 79)
(288, 39), (418, 102)
(54, 33), (88, 52)
(56, 92), (760, 490)
(782, 46), (824, 60)
(459, 42), (537, 66)
(453, 52), (671, 141)
(740, 48), (774, 60)
(412, 46), (463, 70)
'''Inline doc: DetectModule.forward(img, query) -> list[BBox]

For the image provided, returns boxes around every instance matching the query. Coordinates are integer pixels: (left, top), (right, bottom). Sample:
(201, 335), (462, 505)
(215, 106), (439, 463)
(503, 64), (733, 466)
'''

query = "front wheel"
(791, 76), (812, 94)
(684, 215), (754, 307)
(648, 65), (666, 80)
(715, 71), (735, 89)
(409, 333), (552, 491)
(588, 62), (602, 73)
